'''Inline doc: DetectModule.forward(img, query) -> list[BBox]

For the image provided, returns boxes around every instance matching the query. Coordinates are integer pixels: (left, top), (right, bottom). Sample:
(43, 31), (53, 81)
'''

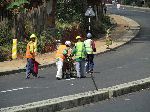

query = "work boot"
(81, 76), (86, 78)
(26, 73), (30, 79)
(89, 69), (93, 73)
(56, 77), (61, 80)
(26, 76), (30, 79)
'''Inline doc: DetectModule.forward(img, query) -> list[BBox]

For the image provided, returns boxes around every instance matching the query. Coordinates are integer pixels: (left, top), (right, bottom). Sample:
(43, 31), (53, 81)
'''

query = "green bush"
(0, 20), (13, 46)
(0, 45), (12, 61)
(37, 28), (59, 53)
(146, 2), (150, 7)
(17, 41), (27, 55)
(91, 16), (112, 38)
(0, 19), (14, 61)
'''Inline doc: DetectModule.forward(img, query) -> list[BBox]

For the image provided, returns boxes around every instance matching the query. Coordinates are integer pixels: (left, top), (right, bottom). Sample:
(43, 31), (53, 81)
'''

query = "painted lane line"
(0, 87), (31, 93)
(0, 86), (50, 93)
(1, 91), (7, 93)
(18, 88), (23, 90)
(7, 90), (12, 92)
(12, 89), (18, 91)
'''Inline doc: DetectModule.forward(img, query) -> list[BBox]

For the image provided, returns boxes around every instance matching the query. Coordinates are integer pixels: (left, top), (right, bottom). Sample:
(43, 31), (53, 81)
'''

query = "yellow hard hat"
(76, 36), (81, 39)
(30, 34), (36, 39)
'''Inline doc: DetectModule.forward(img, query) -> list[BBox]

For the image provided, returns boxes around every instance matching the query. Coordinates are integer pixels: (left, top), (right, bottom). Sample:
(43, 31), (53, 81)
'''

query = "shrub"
(0, 45), (12, 62)
(0, 19), (13, 46)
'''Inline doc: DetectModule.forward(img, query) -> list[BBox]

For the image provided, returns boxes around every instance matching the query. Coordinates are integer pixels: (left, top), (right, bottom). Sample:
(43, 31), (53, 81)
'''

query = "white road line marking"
(7, 90), (12, 92)
(0, 87), (31, 93)
(0, 86), (51, 93)
(12, 89), (18, 91)
(117, 66), (123, 69)
(1, 91), (7, 93)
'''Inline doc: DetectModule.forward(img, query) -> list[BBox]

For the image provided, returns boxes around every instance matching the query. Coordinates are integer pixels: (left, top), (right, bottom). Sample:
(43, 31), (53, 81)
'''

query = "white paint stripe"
(1, 91), (7, 93)
(7, 90), (12, 92)
(24, 87), (31, 89)
(12, 89), (18, 91)
(1, 86), (51, 93)
(0, 87), (31, 93)
(18, 88), (23, 90)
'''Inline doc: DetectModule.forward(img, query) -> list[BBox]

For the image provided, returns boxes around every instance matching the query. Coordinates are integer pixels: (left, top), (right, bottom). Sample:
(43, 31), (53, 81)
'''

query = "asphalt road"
(1, 6), (150, 108)
(58, 88), (150, 112)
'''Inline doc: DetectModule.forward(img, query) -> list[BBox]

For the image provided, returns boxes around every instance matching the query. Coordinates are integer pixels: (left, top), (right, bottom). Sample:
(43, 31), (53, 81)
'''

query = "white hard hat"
(87, 33), (92, 38)
(65, 41), (71, 46)
(30, 34), (36, 39)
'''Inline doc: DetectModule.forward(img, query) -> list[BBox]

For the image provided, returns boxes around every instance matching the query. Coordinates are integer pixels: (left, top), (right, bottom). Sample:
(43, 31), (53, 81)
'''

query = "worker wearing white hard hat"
(87, 32), (92, 38)
(65, 41), (71, 47)
(84, 32), (96, 73)
(55, 40), (72, 80)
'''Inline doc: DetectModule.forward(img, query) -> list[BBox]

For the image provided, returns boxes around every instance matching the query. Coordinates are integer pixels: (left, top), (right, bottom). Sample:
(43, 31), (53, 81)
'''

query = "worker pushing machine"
(55, 40), (72, 80)
(72, 36), (87, 78)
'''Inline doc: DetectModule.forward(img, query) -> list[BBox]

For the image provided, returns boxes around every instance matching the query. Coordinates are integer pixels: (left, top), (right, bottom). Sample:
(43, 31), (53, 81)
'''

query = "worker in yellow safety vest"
(55, 40), (72, 80)
(25, 34), (37, 79)
(72, 36), (87, 78)
(84, 32), (96, 73)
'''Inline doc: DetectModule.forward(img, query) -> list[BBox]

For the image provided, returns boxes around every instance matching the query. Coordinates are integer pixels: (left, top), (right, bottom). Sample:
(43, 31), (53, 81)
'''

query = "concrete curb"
(0, 15), (140, 76)
(107, 4), (150, 12)
(1, 77), (150, 112)
(120, 5), (150, 11)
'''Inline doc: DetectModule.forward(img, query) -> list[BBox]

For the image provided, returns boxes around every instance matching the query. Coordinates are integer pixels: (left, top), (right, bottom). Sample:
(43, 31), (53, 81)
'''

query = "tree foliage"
(56, 0), (86, 24)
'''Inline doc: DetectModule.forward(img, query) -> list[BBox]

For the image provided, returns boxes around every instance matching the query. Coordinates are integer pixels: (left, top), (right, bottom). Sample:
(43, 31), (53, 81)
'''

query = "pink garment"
(34, 60), (39, 74)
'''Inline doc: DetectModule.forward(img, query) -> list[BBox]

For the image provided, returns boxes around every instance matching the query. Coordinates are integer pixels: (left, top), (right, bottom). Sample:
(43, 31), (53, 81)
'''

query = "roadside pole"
(85, 6), (95, 32)
(85, 6), (98, 91)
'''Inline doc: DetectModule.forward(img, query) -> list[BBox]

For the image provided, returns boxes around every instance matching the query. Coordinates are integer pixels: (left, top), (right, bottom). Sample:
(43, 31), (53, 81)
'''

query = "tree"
(6, 0), (29, 38)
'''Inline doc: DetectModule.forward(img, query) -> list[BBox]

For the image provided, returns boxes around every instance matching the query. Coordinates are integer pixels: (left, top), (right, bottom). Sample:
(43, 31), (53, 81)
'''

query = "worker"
(55, 40), (72, 80)
(84, 32), (96, 73)
(25, 34), (37, 79)
(72, 36), (86, 78)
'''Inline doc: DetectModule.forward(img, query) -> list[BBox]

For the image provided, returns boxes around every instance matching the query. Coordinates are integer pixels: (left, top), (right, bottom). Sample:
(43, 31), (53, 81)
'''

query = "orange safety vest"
(55, 45), (67, 61)
(26, 42), (35, 59)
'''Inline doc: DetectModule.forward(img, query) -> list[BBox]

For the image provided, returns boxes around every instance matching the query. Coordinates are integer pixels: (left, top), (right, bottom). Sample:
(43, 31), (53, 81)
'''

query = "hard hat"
(30, 34), (36, 39)
(87, 32), (92, 38)
(65, 41), (71, 46)
(76, 36), (81, 39)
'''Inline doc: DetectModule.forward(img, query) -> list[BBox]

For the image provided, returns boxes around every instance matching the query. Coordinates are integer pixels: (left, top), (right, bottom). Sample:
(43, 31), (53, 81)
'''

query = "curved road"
(0, 6), (150, 108)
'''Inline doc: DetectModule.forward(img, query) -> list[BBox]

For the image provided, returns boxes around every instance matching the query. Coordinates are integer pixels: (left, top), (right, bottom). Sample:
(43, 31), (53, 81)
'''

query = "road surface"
(0, 5), (150, 108)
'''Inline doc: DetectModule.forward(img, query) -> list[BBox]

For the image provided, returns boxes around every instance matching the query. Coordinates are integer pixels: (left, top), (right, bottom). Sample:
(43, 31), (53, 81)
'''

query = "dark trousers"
(85, 54), (94, 72)
(26, 58), (36, 78)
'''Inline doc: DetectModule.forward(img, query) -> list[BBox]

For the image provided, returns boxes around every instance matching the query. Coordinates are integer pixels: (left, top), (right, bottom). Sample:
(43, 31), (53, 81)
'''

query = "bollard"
(12, 39), (17, 59)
